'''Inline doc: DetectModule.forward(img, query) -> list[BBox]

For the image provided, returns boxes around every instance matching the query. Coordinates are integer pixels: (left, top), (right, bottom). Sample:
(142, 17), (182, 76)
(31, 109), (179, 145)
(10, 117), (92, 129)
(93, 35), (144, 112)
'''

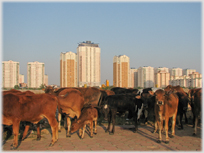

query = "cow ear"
(148, 90), (154, 96)
(135, 95), (141, 99)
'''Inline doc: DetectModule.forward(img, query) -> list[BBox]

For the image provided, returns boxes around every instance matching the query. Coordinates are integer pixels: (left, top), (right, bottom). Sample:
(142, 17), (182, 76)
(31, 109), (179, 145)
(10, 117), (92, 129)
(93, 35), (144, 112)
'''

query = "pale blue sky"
(2, 2), (202, 86)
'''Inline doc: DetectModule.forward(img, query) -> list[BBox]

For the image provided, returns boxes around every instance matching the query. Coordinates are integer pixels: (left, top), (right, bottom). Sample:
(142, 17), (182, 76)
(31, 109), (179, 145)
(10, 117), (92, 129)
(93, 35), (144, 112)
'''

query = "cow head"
(151, 89), (166, 112)
(70, 119), (82, 133)
(140, 92), (154, 110)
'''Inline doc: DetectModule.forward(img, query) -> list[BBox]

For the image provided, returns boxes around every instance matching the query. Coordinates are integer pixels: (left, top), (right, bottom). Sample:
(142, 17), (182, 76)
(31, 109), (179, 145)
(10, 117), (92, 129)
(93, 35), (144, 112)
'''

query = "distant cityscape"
(2, 41), (202, 89)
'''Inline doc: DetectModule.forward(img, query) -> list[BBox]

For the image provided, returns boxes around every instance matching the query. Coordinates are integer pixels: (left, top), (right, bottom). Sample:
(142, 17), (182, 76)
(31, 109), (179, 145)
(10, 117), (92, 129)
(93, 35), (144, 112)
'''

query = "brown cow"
(45, 86), (102, 107)
(2, 90), (38, 141)
(3, 93), (58, 149)
(150, 89), (179, 144)
(70, 106), (98, 139)
(53, 89), (84, 137)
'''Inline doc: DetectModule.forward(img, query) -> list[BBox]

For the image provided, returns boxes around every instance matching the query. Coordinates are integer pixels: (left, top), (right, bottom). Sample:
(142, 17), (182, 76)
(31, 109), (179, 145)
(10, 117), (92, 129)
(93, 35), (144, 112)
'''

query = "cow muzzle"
(157, 101), (163, 106)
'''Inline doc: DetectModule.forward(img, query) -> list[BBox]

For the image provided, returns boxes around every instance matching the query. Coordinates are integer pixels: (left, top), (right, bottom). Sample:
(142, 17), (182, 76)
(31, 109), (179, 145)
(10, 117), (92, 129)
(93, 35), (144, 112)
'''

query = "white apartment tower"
(183, 69), (196, 76)
(77, 41), (101, 87)
(169, 67), (183, 76)
(113, 55), (130, 88)
(138, 66), (154, 88)
(129, 68), (137, 88)
(60, 51), (77, 87)
(155, 70), (170, 88)
(2, 60), (19, 88)
(27, 61), (45, 88)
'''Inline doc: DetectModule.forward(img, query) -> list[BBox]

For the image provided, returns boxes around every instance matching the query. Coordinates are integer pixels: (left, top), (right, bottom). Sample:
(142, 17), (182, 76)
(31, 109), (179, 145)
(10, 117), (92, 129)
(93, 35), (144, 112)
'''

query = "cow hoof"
(109, 132), (114, 135)
(157, 140), (161, 143)
(49, 143), (54, 147)
(94, 132), (97, 135)
(169, 135), (174, 138)
(37, 137), (41, 141)
(58, 130), (61, 132)
(165, 141), (169, 144)
(66, 135), (71, 138)
(105, 130), (108, 133)
(80, 137), (83, 139)
(193, 133), (196, 136)
(11, 146), (17, 150)
(90, 136), (93, 138)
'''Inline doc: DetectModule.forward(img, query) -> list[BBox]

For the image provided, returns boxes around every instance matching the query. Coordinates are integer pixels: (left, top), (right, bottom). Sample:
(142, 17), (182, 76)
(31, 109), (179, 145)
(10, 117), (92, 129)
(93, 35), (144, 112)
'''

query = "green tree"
(14, 85), (20, 89)
(40, 84), (46, 89)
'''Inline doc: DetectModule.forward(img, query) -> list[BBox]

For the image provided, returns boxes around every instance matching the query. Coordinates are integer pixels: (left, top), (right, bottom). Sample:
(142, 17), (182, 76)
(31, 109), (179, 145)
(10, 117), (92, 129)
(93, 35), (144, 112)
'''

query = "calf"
(151, 89), (179, 144)
(101, 94), (143, 134)
(70, 106), (98, 139)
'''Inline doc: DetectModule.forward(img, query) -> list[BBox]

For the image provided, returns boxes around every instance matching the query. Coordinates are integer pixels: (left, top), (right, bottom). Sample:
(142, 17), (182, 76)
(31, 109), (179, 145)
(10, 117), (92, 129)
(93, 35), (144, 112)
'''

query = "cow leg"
(179, 112), (184, 129)
(11, 119), (20, 149)
(66, 117), (71, 137)
(106, 113), (111, 133)
(144, 109), (148, 124)
(133, 112), (138, 133)
(157, 114), (163, 143)
(90, 121), (94, 138)
(110, 111), (116, 135)
(164, 118), (169, 144)
(93, 120), (97, 134)
(171, 114), (177, 137)
(153, 117), (158, 133)
(58, 113), (62, 132)
(184, 112), (188, 124)
(47, 115), (58, 147)
(21, 125), (30, 140)
(79, 128), (82, 138)
(36, 123), (41, 141)
(81, 125), (86, 139)
(49, 119), (58, 146)
(193, 116), (198, 135)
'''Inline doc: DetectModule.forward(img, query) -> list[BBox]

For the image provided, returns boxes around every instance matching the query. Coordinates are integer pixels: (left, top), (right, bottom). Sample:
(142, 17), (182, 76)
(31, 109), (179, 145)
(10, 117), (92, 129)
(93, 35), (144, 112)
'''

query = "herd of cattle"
(2, 85), (202, 149)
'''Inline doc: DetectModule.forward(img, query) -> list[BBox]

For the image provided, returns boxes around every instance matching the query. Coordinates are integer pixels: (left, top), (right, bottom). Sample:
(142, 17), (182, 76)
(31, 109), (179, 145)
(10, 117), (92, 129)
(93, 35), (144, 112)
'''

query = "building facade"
(137, 66), (154, 88)
(183, 69), (196, 76)
(189, 72), (202, 88)
(60, 51), (77, 87)
(2, 60), (19, 88)
(27, 61), (45, 88)
(155, 70), (170, 88)
(169, 67), (183, 76)
(44, 74), (48, 86)
(19, 74), (24, 84)
(113, 55), (130, 88)
(77, 41), (101, 87)
(129, 68), (137, 88)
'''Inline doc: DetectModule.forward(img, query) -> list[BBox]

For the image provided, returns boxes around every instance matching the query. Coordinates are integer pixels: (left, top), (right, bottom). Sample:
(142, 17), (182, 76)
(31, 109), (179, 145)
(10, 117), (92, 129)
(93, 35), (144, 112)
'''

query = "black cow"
(190, 88), (201, 135)
(111, 87), (139, 95)
(164, 85), (189, 129)
(101, 94), (143, 134)
(140, 89), (155, 124)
